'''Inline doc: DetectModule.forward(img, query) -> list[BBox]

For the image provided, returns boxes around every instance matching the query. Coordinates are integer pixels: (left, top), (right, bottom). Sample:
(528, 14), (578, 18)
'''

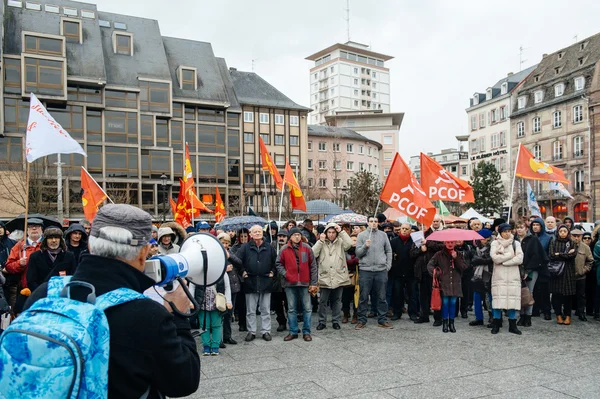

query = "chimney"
(542, 53), (548, 58)
(507, 72), (513, 76)
(229, 67), (237, 71)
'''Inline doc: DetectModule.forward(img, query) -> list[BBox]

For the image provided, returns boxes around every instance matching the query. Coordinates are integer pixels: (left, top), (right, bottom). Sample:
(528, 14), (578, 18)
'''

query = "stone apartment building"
(0, 0), (309, 220)
(510, 33), (600, 222)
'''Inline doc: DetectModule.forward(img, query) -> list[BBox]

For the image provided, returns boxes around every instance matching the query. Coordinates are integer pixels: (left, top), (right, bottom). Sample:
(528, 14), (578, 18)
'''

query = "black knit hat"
(289, 227), (302, 236)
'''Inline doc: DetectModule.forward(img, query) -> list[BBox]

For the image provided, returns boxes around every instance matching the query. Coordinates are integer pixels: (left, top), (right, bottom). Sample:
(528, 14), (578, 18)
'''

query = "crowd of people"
(2, 212), (600, 355)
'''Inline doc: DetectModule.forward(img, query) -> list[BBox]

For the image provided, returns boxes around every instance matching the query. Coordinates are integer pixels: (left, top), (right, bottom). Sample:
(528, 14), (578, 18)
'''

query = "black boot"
(491, 319), (500, 334)
(516, 316), (525, 326)
(433, 319), (443, 327)
(524, 315), (532, 327)
(508, 319), (522, 335)
(442, 319), (449, 333)
(579, 310), (588, 322)
(594, 313), (600, 321)
(449, 319), (456, 333)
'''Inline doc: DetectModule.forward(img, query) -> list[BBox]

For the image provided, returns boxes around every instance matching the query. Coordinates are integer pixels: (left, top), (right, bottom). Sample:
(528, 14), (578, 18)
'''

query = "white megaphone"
(143, 233), (227, 317)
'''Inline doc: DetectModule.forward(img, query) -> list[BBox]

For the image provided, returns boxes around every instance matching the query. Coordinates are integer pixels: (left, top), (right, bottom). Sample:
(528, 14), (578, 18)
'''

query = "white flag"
(549, 182), (574, 199)
(25, 93), (86, 163)
(527, 182), (541, 217)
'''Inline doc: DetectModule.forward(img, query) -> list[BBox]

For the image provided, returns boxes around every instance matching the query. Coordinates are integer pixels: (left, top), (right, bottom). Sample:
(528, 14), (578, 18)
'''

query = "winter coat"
(548, 237), (577, 295)
(427, 249), (468, 297)
(312, 228), (352, 289)
(517, 233), (548, 275)
(25, 250), (77, 292)
(238, 239), (277, 293)
(160, 222), (188, 246)
(410, 227), (445, 280)
(193, 274), (231, 311)
(0, 222), (16, 267)
(301, 227), (317, 246)
(470, 241), (493, 293)
(227, 251), (242, 294)
(64, 223), (88, 265)
(157, 227), (180, 255)
(276, 241), (317, 288)
(530, 218), (552, 251)
(346, 249), (359, 273)
(356, 228), (393, 272)
(490, 235), (524, 310)
(23, 254), (200, 399)
(574, 241), (593, 280)
(4, 238), (42, 288)
(390, 235), (415, 278)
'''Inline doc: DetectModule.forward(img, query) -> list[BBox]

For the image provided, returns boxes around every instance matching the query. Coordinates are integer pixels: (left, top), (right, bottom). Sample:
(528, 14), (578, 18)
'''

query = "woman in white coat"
(490, 223), (524, 335)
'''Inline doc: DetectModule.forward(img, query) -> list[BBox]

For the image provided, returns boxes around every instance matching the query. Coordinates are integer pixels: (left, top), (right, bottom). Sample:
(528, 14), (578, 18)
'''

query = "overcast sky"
(93, 0), (600, 160)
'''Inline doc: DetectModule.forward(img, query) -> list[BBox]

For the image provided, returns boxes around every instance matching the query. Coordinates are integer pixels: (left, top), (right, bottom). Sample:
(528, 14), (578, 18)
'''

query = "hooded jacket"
(312, 224), (353, 288)
(157, 227), (180, 255)
(160, 222), (187, 246)
(517, 231), (548, 275)
(530, 218), (552, 252)
(64, 223), (88, 265)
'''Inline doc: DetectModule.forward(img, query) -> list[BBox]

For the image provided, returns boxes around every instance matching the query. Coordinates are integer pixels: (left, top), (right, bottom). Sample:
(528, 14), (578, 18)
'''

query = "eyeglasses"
(583, 237), (592, 240)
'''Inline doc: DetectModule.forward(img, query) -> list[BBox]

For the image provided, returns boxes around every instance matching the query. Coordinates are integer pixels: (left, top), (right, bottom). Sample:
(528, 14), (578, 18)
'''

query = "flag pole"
(22, 162), (31, 248)
(277, 174), (287, 254)
(368, 199), (381, 242)
(262, 170), (271, 221)
(507, 143), (521, 222)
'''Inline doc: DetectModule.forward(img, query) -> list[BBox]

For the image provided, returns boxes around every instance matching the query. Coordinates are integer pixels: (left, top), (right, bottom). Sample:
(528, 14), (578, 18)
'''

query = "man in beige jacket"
(571, 229), (593, 321)
(312, 223), (353, 330)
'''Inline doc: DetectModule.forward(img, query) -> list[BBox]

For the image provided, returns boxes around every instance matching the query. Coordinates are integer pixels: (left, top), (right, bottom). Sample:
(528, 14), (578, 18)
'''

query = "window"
(105, 90), (136, 108)
(353, 78), (359, 85)
(347, 161), (354, 170)
(24, 57), (65, 96)
(24, 34), (63, 56)
(139, 80), (170, 113)
(354, 100), (359, 106)
(114, 33), (132, 55)
(353, 67), (359, 75)
(105, 111), (138, 144)
(198, 125), (225, 154)
(81, 10), (95, 19)
(359, 162), (364, 171)
(573, 105), (583, 123)
(384, 151), (392, 160)
(318, 160), (327, 170)
(383, 136), (393, 145)
(45, 4), (59, 13)
(259, 113), (269, 124)
(61, 19), (81, 43)
(4, 57), (21, 94)
(373, 82), (377, 89)
(500, 106), (507, 120)
(274, 135), (284, 145)
(532, 117), (540, 133)
(347, 143), (354, 152)
(333, 143), (340, 152)
(479, 113), (485, 128)
(574, 137), (584, 157)
(359, 145), (364, 154)
(308, 159), (313, 169)
(491, 134), (499, 149)
(534, 90), (544, 104)
(318, 142), (326, 151)
(308, 178), (314, 188)
(470, 115), (477, 130)
(517, 122), (524, 137)
(553, 111), (562, 128)
(479, 137), (486, 153)
(140, 114), (154, 146)
(383, 167), (389, 177)
(486, 88), (492, 100)
(179, 68), (196, 90)
(574, 76), (585, 91)
(555, 83), (564, 97)
(334, 161), (342, 171)
(518, 96), (527, 109)
(106, 146), (138, 178)
(244, 153), (255, 165)
(260, 133), (270, 144)
(245, 174), (254, 184)
(243, 112), (254, 123)
(274, 114), (284, 125)
(67, 85), (102, 104)
(275, 155), (285, 165)
(473, 94), (479, 106)
(553, 141), (563, 160)
(575, 170), (585, 192)
(533, 145), (541, 159)
(308, 141), (313, 151)
(197, 156), (226, 183)
(471, 139), (477, 154)
(319, 178), (327, 188)
(491, 108), (498, 123)
(501, 82), (508, 95)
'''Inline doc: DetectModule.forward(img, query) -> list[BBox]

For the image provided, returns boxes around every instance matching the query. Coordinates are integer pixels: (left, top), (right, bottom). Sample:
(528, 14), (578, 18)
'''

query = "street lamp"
(160, 174), (168, 222)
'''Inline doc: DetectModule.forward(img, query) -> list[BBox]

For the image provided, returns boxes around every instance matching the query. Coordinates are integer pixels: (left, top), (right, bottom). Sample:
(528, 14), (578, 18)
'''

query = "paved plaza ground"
(184, 314), (600, 399)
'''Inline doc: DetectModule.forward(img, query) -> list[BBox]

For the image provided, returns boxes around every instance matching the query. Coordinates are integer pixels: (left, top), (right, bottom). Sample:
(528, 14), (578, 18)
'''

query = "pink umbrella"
(426, 228), (484, 242)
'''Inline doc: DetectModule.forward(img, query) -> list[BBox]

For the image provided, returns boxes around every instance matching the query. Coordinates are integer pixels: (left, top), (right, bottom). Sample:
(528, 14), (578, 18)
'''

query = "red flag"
(182, 143), (212, 214)
(284, 161), (306, 212)
(380, 153), (436, 226)
(515, 144), (570, 184)
(259, 137), (284, 190)
(214, 187), (226, 223)
(80, 167), (108, 222)
(420, 153), (474, 203)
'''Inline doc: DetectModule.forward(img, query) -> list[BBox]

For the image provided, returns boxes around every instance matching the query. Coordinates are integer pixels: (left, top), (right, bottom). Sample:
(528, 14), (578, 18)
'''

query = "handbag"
(430, 267), (442, 311)
(521, 284), (535, 307)
(547, 260), (565, 278)
(215, 292), (227, 312)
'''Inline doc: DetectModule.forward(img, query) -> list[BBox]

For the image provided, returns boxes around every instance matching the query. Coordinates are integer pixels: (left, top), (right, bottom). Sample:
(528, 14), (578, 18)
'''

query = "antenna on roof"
(252, 59), (258, 72)
(519, 45), (528, 71)
(574, 34), (578, 43)
(344, 0), (350, 42)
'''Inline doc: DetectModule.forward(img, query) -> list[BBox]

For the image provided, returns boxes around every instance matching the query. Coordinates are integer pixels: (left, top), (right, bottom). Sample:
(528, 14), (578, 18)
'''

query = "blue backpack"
(0, 276), (146, 399)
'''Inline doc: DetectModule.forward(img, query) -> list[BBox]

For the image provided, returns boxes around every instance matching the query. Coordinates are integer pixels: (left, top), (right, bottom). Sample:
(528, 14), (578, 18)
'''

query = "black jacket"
(0, 227), (16, 267)
(64, 224), (89, 265)
(24, 254), (200, 399)
(25, 250), (77, 292)
(301, 227), (317, 246)
(518, 233), (549, 275)
(390, 236), (414, 278)
(238, 240), (277, 293)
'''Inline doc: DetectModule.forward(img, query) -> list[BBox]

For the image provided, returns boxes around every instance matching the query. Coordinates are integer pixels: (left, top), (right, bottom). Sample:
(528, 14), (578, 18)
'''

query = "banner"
(26, 93), (86, 163)
(214, 187), (226, 223)
(420, 153), (474, 202)
(80, 167), (108, 222)
(549, 182), (574, 199)
(515, 144), (570, 184)
(182, 143), (211, 213)
(284, 161), (306, 212)
(380, 153), (436, 226)
(526, 182), (541, 217)
(259, 137), (284, 190)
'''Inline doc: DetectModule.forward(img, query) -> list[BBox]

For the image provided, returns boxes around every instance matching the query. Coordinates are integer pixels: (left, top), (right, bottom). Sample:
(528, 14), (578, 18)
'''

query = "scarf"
(400, 233), (410, 244)
(47, 248), (62, 263)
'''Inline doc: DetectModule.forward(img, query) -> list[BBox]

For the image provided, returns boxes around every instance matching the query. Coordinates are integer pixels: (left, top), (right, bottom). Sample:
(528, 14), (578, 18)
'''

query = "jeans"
(441, 296), (457, 320)
(552, 293), (572, 317)
(246, 292), (271, 335)
(419, 272), (441, 321)
(474, 291), (494, 320)
(358, 270), (388, 324)
(223, 292), (237, 340)
(285, 287), (312, 335)
(198, 310), (222, 350)
(388, 276), (418, 317)
(576, 279), (587, 314)
(521, 271), (539, 316)
(493, 308), (516, 320)
(318, 287), (343, 324)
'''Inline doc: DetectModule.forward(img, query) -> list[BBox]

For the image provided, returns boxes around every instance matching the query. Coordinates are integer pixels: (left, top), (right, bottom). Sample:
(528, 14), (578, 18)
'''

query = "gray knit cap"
(90, 204), (152, 247)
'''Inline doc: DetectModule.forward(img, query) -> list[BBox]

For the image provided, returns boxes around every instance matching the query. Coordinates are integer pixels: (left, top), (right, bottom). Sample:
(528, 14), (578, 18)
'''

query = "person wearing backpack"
(3, 204), (200, 399)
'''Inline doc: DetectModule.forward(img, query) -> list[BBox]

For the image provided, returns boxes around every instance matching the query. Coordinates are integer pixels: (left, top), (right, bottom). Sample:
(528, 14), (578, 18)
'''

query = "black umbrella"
(5, 213), (62, 232)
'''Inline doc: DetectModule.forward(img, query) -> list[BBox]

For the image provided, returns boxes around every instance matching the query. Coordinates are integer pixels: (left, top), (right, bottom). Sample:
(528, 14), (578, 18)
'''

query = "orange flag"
(259, 137), (284, 190)
(380, 153), (436, 226)
(284, 160), (306, 212)
(182, 143), (212, 213)
(214, 187), (226, 223)
(515, 144), (570, 184)
(80, 167), (108, 222)
(420, 153), (474, 203)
